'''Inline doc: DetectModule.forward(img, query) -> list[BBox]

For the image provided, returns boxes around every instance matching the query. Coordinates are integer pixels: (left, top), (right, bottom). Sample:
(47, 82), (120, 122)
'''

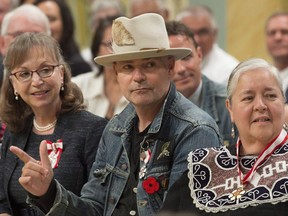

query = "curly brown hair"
(0, 32), (86, 133)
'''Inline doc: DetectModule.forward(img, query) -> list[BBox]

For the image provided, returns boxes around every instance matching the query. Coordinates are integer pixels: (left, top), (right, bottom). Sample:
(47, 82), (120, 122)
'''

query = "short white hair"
(227, 58), (283, 101)
(176, 5), (217, 30)
(1, 4), (51, 36)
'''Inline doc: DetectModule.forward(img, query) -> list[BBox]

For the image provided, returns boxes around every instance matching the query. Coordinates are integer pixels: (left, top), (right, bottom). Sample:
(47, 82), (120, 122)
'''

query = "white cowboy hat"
(94, 13), (191, 66)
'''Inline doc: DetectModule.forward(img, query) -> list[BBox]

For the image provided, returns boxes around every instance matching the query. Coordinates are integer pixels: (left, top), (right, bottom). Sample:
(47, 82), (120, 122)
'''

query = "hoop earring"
(231, 123), (235, 139)
(15, 92), (19, 100)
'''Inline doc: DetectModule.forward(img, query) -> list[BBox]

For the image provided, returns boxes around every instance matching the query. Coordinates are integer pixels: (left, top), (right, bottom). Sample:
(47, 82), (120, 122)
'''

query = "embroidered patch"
(113, 20), (135, 46)
(187, 144), (288, 213)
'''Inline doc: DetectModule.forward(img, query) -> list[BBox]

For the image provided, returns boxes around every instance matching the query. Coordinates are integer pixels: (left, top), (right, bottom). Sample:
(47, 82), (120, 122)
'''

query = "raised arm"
(9, 140), (54, 196)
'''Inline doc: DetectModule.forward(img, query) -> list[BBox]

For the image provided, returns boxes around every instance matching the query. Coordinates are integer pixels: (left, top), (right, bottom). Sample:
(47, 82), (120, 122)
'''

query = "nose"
(132, 67), (146, 82)
(254, 96), (267, 112)
(31, 72), (44, 85)
(173, 61), (186, 77)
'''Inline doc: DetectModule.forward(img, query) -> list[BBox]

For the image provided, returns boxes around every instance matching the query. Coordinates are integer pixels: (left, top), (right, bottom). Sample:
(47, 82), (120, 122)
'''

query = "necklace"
(33, 117), (57, 132)
(229, 129), (288, 200)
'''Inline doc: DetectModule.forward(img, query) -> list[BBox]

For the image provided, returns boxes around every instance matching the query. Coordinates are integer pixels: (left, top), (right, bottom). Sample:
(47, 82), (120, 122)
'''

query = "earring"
(284, 122), (288, 131)
(15, 92), (19, 100)
(231, 123), (235, 139)
(61, 83), (64, 91)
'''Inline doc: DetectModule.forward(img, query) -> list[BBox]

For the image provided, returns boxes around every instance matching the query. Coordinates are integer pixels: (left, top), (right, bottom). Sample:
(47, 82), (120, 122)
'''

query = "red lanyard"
(236, 129), (288, 185)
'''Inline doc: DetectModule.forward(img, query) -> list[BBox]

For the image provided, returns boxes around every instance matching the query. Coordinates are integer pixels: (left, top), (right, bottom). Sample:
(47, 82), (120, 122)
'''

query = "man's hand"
(10, 140), (54, 196)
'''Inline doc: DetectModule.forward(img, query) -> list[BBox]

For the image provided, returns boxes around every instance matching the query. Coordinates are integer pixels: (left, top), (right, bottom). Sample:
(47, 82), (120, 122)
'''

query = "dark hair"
(91, 15), (120, 75)
(165, 20), (199, 49)
(33, 0), (80, 62)
(0, 32), (85, 133)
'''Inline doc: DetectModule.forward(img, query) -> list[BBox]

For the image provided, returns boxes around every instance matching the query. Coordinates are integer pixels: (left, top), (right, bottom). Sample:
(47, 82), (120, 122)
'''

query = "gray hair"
(130, 0), (166, 10)
(90, 0), (124, 29)
(1, 4), (51, 36)
(227, 58), (283, 101)
(176, 5), (217, 30)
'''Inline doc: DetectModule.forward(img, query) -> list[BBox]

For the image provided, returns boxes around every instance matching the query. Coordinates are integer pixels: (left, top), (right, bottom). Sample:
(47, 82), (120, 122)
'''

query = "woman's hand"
(9, 140), (54, 196)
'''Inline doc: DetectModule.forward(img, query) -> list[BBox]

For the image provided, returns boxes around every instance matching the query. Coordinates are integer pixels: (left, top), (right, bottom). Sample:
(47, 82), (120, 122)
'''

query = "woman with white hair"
(160, 58), (288, 215)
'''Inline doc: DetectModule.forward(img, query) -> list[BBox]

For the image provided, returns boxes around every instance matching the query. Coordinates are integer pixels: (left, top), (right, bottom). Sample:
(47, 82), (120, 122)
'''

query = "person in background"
(10, 13), (221, 216)
(0, 0), (16, 87)
(176, 4), (238, 84)
(81, 0), (125, 71)
(166, 21), (235, 147)
(265, 12), (288, 102)
(33, 0), (92, 77)
(0, 4), (51, 90)
(130, 0), (169, 20)
(0, 0), (15, 29)
(0, 32), (107, 215)
(73, 16), (128, 119)
(160, 58), (288, 215)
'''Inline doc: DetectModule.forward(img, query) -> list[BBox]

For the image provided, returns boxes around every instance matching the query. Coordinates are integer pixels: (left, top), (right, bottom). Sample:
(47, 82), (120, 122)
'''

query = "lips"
(252, 117), (270, 123)
(32, 90), (48, 96)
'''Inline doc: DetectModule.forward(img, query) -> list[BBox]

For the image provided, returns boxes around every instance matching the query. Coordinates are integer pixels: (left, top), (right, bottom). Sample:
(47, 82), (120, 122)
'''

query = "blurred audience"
(265, 12), (288, 102)
(73, 16), (128, 119)
(176, 4), (238, 84)
(0, 0), (15, 28)
(130, 0), (169, 20)
(81, 0), (125, 71)
(34, 0), (92, 77)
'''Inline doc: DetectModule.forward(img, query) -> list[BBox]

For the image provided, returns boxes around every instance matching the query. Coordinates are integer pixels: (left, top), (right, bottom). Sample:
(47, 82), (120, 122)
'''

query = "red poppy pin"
(142, 176), (160, 194)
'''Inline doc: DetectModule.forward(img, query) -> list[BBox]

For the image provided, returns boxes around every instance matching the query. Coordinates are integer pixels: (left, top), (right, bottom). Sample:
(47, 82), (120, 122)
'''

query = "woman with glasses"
(0, 32), (107, 215)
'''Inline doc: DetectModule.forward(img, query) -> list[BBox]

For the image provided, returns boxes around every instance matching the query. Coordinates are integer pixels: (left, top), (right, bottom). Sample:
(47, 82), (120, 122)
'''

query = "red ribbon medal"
(46, 139), (63, 168)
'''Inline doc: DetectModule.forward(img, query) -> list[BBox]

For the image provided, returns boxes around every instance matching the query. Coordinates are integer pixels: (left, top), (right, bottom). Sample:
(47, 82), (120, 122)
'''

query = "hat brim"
(94, 48), (191, 66)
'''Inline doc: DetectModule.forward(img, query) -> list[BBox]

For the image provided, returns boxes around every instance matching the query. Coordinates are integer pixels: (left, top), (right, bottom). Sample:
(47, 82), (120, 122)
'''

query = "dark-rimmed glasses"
(10, 65), (61, 82)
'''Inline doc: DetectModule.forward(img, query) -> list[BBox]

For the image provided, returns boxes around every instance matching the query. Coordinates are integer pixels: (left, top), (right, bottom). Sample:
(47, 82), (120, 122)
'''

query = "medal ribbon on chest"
(139, 139), (151, 179)
(46, 139), (63, 168)
(230, 129), (288, 200)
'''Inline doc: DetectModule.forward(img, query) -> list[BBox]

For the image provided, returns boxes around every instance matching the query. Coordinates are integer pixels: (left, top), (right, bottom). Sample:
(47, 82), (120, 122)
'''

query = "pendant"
(228, 187), (245, 200)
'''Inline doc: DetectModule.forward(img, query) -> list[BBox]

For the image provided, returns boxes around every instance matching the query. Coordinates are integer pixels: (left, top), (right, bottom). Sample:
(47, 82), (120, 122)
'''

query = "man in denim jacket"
(10, 13), (222, 216)
(166, 21), (236, 147)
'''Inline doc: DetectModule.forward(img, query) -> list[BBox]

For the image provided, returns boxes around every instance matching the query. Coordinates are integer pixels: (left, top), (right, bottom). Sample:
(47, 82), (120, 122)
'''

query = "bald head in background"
(130, 0), (169, 20)
(0, 4), (51, 56)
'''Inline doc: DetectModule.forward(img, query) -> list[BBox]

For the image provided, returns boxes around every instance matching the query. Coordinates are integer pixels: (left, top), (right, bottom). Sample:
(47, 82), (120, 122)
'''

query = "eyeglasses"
(10, 65), (61, 82)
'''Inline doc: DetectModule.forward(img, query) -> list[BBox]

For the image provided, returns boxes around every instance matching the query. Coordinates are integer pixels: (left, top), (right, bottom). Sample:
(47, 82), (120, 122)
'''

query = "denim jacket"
(199, 75), (235, 146)
(34, 83), (222, 216)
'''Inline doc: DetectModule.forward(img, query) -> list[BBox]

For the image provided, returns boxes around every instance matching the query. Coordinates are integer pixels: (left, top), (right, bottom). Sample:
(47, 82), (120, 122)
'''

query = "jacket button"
(121, 163), (128, 170)
(129, 210), (136, 215)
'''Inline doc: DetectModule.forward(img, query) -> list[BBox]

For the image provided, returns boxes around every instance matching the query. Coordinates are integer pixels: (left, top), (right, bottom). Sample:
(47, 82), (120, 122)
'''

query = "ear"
(0, 36), (5, 56)
(167, 57), (175, 78)
(113, 64), (118, 76)
(196, 46), (203, 61)
(225, 98), (234, 122)
(9, 76), (16, 90)
(58, 65), (65, 81)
